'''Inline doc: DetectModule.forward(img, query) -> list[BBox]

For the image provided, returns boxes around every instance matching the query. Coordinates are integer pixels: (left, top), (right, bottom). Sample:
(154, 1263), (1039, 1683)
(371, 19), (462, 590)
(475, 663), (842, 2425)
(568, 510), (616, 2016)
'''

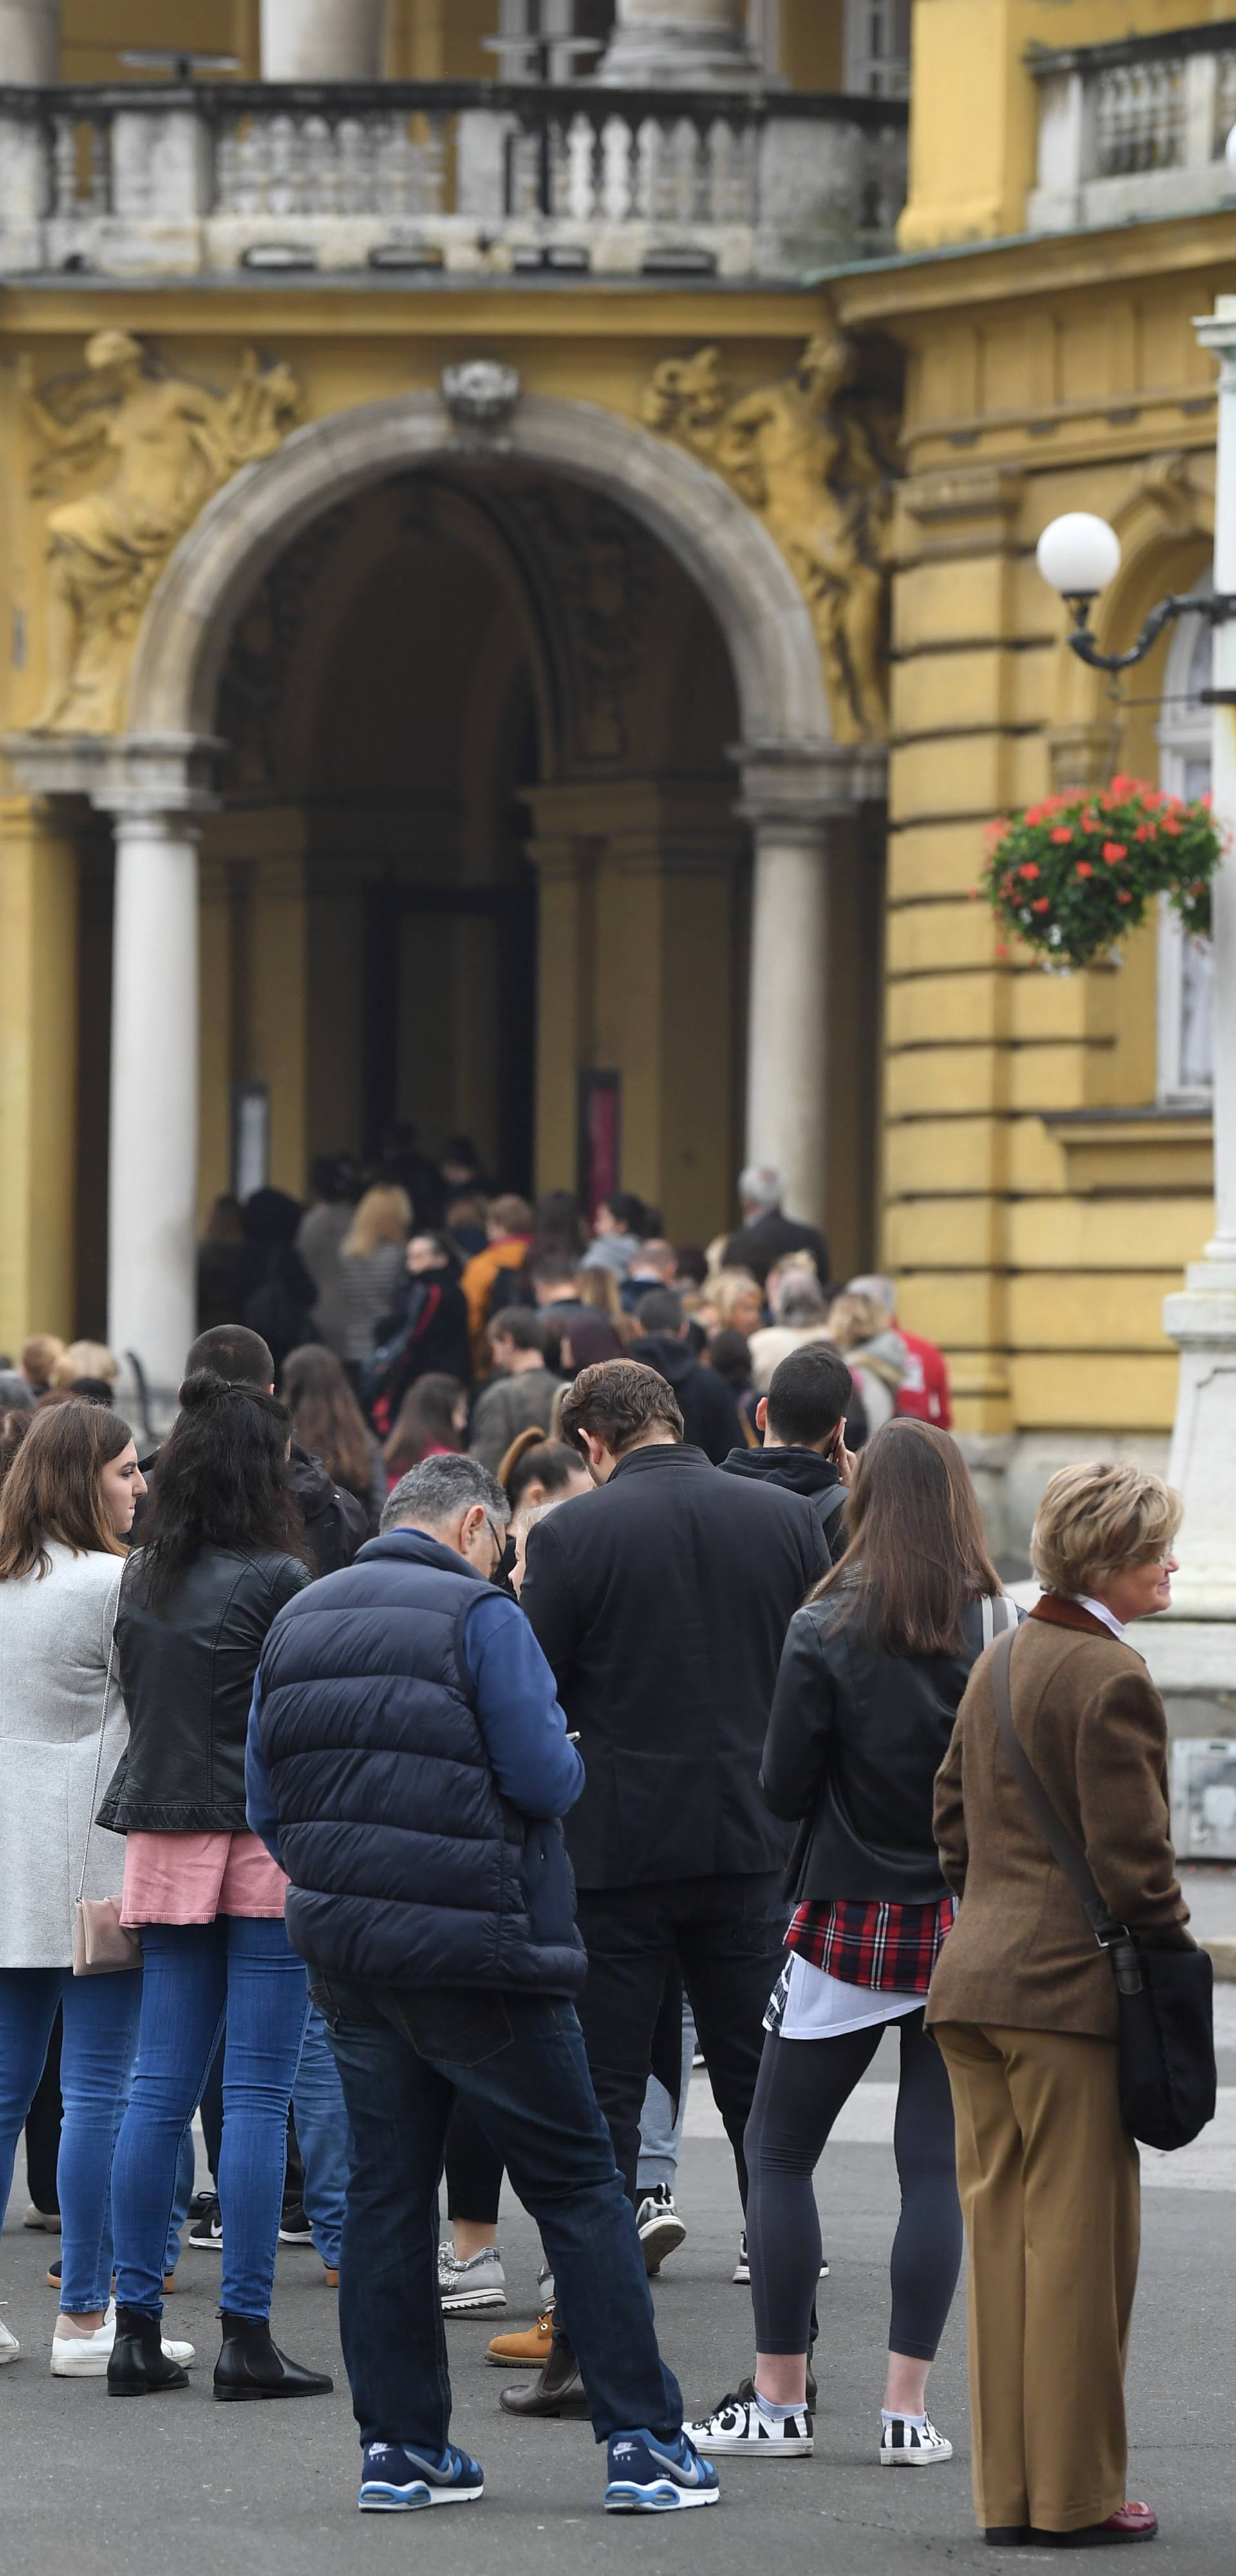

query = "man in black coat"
(718, 1343), (855, 1566)
(628, 1289), (744, 1465)
(515, 1358), (825, 2415)
(723, 1162), (829, 1291)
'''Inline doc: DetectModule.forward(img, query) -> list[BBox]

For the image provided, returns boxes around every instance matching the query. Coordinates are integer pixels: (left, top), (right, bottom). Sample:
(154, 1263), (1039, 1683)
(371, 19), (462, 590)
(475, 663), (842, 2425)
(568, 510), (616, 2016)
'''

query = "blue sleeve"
(463, 1589), (585, 1821)
(244, 1668), (284, 1866)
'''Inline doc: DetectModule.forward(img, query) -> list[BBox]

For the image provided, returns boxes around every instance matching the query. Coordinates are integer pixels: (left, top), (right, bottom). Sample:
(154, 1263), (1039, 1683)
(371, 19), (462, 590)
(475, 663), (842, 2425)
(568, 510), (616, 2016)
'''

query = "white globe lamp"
(1036, 512), (1121, 603)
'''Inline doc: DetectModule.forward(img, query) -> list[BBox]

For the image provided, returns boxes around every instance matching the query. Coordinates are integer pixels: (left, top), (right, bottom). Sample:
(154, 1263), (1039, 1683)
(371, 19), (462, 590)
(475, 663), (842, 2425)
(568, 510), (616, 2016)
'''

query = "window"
(843, 0), (911, 98)
(1157, 583), (1215, 1104)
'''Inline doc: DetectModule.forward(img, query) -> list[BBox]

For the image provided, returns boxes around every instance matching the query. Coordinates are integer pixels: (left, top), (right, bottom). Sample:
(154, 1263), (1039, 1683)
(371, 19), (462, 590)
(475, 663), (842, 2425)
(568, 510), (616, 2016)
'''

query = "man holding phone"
(718, 1345), (856, 1564)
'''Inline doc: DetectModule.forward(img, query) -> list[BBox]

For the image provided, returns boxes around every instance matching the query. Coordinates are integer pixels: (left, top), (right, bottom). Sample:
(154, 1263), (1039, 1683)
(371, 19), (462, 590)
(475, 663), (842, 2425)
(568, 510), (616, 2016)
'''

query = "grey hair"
(778, 1278), (829, 1327)
(381, 1453), (510, 1537)
(848, 1273), (897, 1313)
(738, 1164), (782, 1213)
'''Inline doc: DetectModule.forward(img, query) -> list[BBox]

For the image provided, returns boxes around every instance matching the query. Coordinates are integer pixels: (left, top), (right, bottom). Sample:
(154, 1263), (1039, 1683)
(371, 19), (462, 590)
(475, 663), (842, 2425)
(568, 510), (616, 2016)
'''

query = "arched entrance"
(13, 388), (883, 1394)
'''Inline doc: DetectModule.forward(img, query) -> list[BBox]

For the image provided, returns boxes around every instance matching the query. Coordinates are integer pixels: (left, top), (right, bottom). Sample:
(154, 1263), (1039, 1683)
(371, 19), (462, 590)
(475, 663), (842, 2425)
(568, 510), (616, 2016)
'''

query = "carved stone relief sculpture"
(641, 331), (895, 743)
(21, 332), (302, 734)
(500, 480), (660, 766)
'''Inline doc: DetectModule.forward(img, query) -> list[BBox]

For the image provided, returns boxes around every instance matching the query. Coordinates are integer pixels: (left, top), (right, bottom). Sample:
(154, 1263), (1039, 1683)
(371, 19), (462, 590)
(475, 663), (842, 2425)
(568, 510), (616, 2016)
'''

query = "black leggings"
(744, 2007), (962, 2364)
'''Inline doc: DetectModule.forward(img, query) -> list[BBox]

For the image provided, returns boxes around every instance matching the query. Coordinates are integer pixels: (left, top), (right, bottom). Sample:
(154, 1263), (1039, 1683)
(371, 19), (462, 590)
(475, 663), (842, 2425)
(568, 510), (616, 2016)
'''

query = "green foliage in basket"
(975, 775), (1221, 969)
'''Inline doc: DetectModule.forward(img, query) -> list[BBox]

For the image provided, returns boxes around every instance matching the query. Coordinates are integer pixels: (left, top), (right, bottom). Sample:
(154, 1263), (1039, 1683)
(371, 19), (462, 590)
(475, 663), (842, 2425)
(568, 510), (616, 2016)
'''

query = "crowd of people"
(0, 1148), (1197, 2542)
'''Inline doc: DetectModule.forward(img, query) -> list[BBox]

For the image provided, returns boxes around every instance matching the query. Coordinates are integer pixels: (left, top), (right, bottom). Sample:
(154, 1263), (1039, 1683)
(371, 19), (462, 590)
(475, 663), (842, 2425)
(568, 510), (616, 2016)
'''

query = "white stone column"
(260, 0), (385, 80)
(1143, 295), (1236, 1718)
(744, 815), (829, 1226)
(599, 0), (760, 86)
(106, 808), (203, 1406)
(0, 0), (59, 81)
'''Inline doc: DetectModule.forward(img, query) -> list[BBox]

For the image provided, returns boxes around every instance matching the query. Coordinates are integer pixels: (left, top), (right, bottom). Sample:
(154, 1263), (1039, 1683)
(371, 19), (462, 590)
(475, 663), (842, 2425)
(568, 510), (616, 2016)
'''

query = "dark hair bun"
(178, 1367), (232, 1409)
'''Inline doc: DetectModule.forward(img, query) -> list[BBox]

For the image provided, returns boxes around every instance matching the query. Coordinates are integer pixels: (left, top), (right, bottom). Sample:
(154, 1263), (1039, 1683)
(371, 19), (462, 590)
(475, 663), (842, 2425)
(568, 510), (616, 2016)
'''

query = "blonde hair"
(709, 1269), (763, 1326)
(1031, 1460), (1183, 1598)
(51, 1340), (118, 1388)
(342, 1184), (411, 1258)
(826, 1290), (888, 1352)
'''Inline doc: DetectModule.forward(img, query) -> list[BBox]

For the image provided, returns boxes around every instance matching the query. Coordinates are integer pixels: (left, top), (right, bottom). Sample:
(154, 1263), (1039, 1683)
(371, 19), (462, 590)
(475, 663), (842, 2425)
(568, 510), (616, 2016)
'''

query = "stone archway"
(127, 389), (830, 750)
(12, 384), (881, 1394)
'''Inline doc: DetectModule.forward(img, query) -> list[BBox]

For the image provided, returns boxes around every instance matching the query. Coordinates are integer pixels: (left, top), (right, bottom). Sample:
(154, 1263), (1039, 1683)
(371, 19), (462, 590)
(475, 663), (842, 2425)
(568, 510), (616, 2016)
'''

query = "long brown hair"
(810, 1417), (999, 1656)
(382, 1374), (465, 1479)
(282, 1343), (373, 1496)
(0, 1401), (133, 1579)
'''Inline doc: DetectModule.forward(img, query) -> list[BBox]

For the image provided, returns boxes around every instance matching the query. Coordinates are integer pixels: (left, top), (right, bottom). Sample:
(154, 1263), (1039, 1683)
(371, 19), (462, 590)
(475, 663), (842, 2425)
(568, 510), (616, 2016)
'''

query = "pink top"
(120, 1830), (288, 1927)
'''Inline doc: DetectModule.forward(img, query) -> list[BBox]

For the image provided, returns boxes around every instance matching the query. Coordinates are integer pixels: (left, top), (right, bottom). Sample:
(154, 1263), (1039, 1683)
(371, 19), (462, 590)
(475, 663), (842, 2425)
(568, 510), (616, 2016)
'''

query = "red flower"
(1163, 817), (1183, 836)
(1102, 841), (1127, 863)
(1202, 793), (1213, 810)
(1109, 773), (1136, 798)
(1134, 822), (1154, 841)
(1024, 804), (1045, 826)
(1031, 896), (1051, 913)
(1050, 826), (1072, 844)
(1117, 890), (1133, 905)
(995, 942), (1009, 959)
(1020, 862), (1040, 880)
(1076, 861), (1094, 879)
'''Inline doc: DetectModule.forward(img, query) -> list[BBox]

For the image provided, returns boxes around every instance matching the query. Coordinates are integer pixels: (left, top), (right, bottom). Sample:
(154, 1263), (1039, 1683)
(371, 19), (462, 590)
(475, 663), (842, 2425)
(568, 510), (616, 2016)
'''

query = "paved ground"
(5, 1989), (1236, 2576)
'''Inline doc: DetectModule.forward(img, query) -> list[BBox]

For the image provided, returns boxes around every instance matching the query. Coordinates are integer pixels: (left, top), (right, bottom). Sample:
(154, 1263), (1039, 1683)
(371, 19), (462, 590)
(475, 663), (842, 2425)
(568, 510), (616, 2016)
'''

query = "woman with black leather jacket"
(690, 1419), (1016, 2475)
(99, 1372), (333, 2405)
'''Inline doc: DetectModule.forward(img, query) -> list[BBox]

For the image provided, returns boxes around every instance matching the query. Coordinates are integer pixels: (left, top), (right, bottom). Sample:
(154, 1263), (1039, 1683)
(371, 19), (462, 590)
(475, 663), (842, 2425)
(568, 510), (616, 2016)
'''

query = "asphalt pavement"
(4, 2060), (1235, 2576)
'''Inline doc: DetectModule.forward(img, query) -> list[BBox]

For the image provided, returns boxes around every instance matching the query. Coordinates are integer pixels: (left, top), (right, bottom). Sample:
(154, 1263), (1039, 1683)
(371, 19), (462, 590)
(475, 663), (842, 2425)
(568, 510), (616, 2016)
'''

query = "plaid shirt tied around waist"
(786, 1894), (957, 1995)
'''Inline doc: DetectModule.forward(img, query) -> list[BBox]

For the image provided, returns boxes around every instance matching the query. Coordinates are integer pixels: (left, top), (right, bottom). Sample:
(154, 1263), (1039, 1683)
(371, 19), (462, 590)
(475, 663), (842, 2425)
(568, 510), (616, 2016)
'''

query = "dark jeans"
(574, 1870), (787, 2205)
(310, 1976), (682, 2453)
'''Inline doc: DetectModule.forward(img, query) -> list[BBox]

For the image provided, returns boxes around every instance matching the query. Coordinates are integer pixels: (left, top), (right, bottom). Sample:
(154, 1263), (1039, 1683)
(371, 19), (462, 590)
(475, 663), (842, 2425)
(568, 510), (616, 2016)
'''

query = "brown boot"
(487, 2309), (554, 2369)
(498, 2333), (590, 2420)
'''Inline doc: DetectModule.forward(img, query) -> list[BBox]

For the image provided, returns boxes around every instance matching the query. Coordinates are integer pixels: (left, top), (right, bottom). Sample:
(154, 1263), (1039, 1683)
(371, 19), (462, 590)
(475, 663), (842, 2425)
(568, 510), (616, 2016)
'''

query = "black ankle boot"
(212, 2311), (333, 2403)
(107, 2305), (189, 2398)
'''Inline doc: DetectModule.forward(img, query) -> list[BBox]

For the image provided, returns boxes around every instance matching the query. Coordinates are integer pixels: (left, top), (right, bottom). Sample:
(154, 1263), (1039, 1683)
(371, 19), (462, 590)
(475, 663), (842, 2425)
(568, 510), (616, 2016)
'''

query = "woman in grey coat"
(0, 1403), (191, 2382)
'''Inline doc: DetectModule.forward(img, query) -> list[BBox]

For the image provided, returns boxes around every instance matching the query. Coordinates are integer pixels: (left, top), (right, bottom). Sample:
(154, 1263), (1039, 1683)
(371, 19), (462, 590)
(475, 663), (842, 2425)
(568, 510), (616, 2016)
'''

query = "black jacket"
(628, 1334), (744, 1466)
(723, 1209), (830, 1291)
(718, 1443), (849, 1562)
(520, 1440), (827, 1889)
(100, 1545), (312, 1833)
(761, 1590), (1000, 1906)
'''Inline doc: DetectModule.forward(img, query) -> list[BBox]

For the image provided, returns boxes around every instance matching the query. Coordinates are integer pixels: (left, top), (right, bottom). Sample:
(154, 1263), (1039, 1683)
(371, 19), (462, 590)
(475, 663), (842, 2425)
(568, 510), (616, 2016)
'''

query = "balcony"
(0, 77), (908, 283)
(1027, 19), (1236, 235)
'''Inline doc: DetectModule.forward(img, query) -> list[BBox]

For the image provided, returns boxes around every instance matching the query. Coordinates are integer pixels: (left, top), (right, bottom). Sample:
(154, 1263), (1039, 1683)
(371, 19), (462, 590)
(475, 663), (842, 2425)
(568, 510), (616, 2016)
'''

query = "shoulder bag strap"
(77, 1588), (123, 1907)
(989, 1625), (1125, 1949)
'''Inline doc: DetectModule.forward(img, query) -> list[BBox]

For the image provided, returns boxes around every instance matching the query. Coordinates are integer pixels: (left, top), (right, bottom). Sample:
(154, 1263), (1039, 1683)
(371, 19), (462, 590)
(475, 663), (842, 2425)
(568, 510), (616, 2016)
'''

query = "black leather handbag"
(991, 1626), (1216, 2153)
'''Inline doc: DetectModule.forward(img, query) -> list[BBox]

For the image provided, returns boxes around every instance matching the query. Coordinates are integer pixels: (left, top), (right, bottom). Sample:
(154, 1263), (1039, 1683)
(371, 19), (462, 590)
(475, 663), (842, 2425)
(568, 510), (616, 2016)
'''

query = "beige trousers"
(933, 2022), (1140, 2535)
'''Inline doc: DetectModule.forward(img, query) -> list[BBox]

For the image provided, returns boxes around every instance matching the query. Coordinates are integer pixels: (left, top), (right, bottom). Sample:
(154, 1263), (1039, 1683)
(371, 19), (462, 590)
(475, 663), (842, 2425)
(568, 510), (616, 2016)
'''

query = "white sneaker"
(879, 2412), (953, 2466)
(688, 2391), (814, 2458)
(0, 2320), (19, 2365)
(733, 2230), (827, 2286)
(51, 2308), (195, 2379)
(635, 2184), (686, 2276)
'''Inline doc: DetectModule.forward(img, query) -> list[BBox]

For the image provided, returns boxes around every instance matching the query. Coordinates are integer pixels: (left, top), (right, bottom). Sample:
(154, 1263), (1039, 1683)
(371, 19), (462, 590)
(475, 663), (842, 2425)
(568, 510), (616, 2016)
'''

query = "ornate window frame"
(843, 0), (911, 97)
(1156, 573), (1215, 1106)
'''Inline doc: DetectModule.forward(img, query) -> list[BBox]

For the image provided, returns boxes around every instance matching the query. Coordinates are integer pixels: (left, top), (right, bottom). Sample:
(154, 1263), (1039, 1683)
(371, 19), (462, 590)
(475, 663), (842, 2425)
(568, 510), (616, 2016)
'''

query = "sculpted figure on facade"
(641, 330), (894, 743)
(21, 332), (302, 734)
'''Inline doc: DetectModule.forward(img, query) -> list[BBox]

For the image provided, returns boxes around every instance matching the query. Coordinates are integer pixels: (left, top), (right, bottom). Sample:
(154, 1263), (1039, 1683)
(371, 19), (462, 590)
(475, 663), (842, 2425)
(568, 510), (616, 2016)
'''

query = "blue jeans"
(637, 1999), (697, 2193)
(311, 1976), (682, 2453)
(0, 1965), (142, 2312)
(294, 1996), (350, 2270)
(111, 1918), (311, 2320)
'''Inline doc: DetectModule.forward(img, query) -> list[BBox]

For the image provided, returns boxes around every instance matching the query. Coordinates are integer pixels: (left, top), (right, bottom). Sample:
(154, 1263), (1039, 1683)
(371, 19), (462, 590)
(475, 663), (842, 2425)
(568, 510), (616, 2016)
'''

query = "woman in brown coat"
(929, 1460), (1194, 2550)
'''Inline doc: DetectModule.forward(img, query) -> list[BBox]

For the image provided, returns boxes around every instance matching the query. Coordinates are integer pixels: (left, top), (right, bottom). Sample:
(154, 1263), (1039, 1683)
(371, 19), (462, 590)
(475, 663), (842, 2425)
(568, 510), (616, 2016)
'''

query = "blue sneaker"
(604, 2429), (720, 2513)
(358, 2441), (484, 2512)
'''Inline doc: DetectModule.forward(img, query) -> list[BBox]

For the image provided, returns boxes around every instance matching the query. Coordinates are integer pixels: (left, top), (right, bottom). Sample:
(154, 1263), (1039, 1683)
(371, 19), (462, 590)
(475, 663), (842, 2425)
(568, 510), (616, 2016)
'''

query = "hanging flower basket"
(975, 775), (1221, 970)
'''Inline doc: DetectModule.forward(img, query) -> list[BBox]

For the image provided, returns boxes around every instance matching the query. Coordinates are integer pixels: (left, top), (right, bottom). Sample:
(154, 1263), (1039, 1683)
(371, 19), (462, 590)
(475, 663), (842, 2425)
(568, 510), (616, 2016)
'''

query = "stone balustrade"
(1028, 21), (1236, 234)
(0, 77), (907, 279)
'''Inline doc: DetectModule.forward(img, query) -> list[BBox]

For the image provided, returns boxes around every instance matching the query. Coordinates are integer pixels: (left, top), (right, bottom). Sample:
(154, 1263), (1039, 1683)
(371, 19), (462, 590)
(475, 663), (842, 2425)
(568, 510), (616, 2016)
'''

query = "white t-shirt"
(772, 1952), (923, 2041)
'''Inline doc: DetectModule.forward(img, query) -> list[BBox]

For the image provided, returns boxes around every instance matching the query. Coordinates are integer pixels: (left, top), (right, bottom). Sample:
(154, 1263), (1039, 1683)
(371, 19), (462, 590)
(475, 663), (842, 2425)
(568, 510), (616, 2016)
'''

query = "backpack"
(289, 1450), (368, 1578)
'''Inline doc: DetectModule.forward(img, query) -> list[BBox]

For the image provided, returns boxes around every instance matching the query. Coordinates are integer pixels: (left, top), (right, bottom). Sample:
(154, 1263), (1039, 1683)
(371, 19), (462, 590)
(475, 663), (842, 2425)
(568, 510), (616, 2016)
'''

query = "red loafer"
(1030, 2503), (1158, 2548)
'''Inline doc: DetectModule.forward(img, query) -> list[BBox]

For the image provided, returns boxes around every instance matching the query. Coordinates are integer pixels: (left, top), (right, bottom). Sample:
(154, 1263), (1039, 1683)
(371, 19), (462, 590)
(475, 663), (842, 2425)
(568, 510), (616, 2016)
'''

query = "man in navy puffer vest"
(245, 1453), (716, 2521)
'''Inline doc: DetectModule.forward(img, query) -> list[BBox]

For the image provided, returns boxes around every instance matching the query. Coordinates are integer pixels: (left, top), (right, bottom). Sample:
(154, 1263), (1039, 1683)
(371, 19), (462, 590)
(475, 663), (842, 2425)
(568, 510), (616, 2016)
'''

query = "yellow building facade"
(0, 0), (1227, 1548)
